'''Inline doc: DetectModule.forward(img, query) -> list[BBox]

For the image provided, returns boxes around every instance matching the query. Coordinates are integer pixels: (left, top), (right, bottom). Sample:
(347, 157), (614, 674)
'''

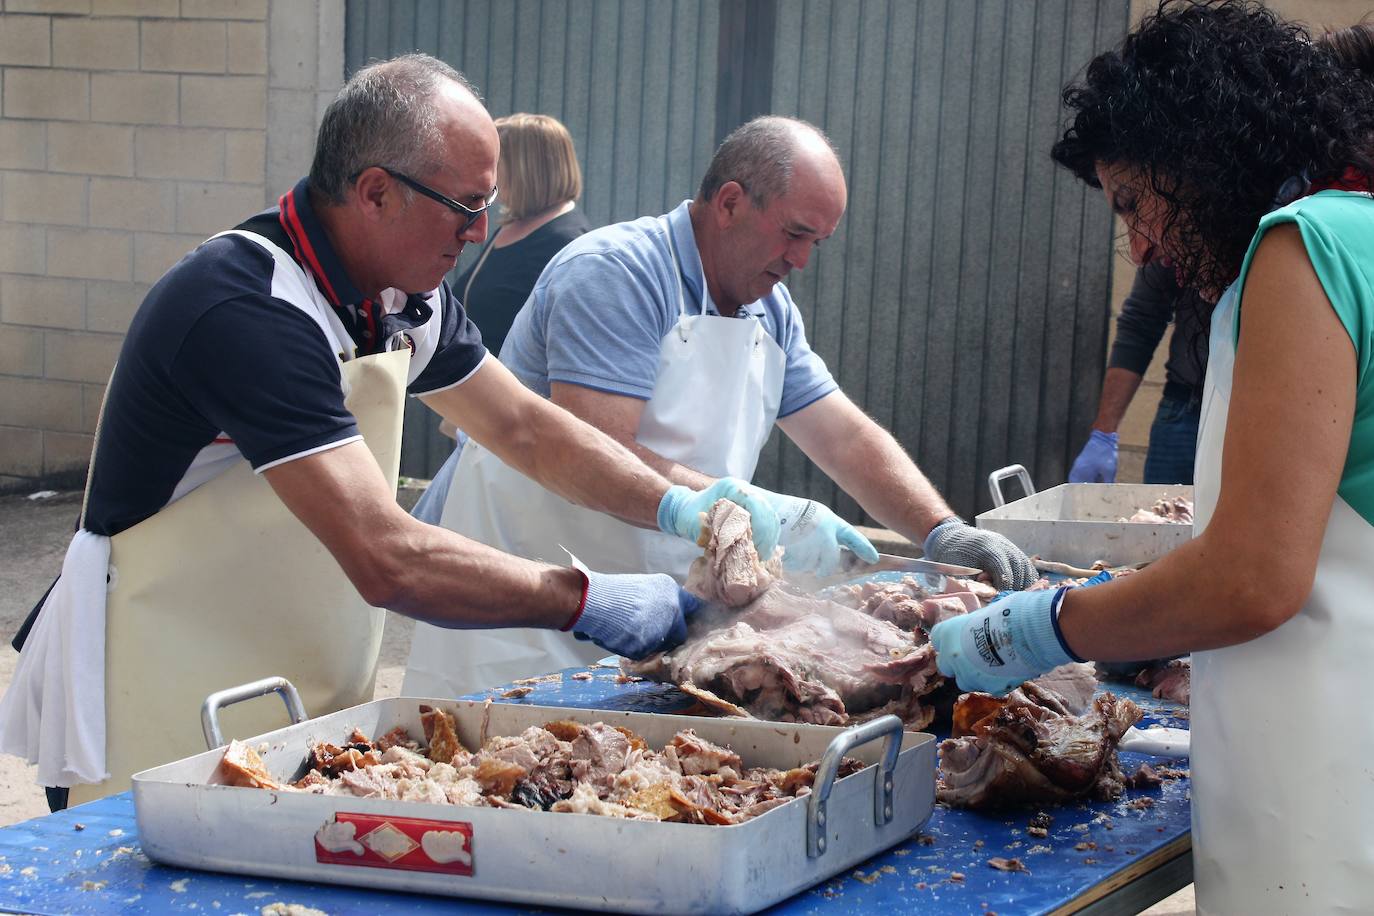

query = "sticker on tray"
(314, 812), (473, 876)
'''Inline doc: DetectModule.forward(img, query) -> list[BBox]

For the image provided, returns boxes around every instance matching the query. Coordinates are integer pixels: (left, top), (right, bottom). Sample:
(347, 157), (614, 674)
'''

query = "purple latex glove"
(1068, 429), (1118, 483)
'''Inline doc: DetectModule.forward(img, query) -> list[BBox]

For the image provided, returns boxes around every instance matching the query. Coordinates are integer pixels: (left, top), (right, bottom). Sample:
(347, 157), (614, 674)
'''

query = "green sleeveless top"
(1236, 190), (1374, 524)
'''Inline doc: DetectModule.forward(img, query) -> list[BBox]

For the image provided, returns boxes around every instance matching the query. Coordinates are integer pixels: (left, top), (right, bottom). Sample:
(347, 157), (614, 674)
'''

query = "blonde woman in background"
(456, 113), (592, 356)
(412, 113), (592, 525)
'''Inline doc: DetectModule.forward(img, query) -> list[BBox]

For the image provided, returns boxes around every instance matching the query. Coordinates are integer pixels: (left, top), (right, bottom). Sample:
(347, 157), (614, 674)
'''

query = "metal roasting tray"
(132, 678), (936, 915)
(976, 465), (1193, 567)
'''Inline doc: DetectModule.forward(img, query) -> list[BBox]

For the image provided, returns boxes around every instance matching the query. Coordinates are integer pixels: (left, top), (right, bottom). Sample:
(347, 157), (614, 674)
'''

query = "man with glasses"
(2, 55), (834, 809)
(407, 115), (1037, 697)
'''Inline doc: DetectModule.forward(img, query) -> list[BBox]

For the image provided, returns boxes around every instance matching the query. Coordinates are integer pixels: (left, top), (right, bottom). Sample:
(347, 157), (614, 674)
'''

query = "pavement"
(0, 486), (1194, 914)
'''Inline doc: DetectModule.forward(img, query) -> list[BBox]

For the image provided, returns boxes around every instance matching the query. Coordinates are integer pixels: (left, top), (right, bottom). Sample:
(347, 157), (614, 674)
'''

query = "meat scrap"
(213, 740), (286, 790)
(1134, 659), (1191, 705)
(222, 705), (862, 825)
(938, 683), (1142, 810)
(1120, 497), (1193, 525)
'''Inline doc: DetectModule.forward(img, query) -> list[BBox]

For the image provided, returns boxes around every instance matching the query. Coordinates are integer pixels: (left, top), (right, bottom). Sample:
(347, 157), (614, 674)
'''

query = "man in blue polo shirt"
(406, 116), (1037, 697)
(0, 56), (843, 809)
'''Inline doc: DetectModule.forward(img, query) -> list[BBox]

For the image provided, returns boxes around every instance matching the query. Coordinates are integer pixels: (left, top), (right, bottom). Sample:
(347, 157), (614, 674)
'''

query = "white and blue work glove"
(757, 491), (878, 575)
(1068, 430), (1118, 483)
(929, 587), (1082, 694)
(567, 570), (702, 660)
(923, 517), (1037, 591)
(658, 477), (781, 558)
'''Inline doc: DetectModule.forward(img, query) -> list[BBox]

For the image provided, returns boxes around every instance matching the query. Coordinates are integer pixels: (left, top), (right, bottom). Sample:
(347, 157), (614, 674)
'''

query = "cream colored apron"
(403, 216), (787, 697)
(1191, 282), (1374, 913)
(66, 242), (413, 803)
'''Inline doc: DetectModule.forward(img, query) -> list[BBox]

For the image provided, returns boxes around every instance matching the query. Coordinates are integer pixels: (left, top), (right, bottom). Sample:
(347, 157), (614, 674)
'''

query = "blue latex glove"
(929, 587), (1080, 694)
(658, 477), (781, 558)
(570, 570), (703, 660)
(1068, 429), (1118, 483)
(924, 517), (1038, 591)
(754, 491), (879, 575)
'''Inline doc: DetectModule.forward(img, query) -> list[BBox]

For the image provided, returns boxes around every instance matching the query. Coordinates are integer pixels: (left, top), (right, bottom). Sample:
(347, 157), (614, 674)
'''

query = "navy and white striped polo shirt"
(83, 176), (487, 538)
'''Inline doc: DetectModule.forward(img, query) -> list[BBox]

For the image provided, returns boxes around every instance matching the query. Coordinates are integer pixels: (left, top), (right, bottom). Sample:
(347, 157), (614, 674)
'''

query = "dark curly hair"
(1051, 0), (1374, 299)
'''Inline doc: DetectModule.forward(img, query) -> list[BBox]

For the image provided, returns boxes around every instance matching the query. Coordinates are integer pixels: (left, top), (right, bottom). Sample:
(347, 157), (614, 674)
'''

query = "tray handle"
(807, 714), (904, 859)
(201, 676), (309, 750)
(987, 463), (1036, 508)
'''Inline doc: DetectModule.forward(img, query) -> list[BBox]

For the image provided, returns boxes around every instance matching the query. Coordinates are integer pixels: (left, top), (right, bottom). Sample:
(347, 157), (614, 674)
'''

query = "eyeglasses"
(381, 167), (498, 233)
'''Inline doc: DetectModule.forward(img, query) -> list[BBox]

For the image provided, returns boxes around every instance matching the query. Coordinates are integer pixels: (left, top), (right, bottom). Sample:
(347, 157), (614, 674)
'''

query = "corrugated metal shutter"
(345, 0), (1127, 520)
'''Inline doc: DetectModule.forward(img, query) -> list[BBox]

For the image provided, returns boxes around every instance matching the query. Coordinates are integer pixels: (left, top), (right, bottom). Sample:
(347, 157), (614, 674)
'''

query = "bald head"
(697, 116), (843, 208)
(309, 53), (486, 204)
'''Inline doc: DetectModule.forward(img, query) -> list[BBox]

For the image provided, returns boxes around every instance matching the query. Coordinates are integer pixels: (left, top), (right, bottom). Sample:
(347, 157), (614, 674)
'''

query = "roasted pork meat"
(627, 586), (944, 727)
(1121, 497), (1194, 524)
(1134, 658), (1191, 704)
(216, 706), (861, 825)
(937, 682), (1142, 809)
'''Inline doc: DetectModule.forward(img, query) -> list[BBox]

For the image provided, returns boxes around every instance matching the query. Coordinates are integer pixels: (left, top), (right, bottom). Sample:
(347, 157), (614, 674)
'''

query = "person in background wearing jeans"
(1068, 260), (1206, 485)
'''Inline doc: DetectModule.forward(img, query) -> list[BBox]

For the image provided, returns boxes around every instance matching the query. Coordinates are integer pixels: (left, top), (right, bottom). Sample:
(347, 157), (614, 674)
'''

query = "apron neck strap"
(665, 216), (722, 320)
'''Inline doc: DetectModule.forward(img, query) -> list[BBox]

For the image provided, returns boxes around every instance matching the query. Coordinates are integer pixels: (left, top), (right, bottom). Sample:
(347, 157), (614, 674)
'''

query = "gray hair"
(697, 116), (840, 207)
(309, 53), (481, 204)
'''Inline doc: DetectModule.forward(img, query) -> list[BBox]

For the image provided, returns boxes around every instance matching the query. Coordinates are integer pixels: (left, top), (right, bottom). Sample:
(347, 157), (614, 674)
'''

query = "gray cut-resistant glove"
(568, 570), (702, 660)
(923, 516), (1038, 591)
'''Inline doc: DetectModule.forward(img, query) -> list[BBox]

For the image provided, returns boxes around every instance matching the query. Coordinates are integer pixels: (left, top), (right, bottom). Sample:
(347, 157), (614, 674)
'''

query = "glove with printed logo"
(1068, 430), (1119, 483)
(923, 517), (1038, 591)
(929, 587), (1080, 694)
(567, 570), (703, 660)
(658, 477), (781, 559)
(755, 491), (879, 575)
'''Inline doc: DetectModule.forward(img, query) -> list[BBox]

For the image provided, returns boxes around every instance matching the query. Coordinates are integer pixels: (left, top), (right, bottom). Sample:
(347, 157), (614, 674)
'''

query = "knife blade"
(802, 550), (982, 592)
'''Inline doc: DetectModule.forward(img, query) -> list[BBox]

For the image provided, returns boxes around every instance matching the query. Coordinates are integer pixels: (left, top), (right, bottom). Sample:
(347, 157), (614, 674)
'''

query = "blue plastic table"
(0, 671), (1191, 915)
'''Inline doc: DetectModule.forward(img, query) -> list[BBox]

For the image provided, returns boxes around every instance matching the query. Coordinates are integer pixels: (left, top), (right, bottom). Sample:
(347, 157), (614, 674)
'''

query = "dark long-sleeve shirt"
(1107, 261), (1208, 395)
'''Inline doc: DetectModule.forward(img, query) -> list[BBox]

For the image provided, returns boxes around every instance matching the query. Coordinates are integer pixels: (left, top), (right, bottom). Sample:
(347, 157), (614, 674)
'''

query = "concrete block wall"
(0, 0), (342, 492)
(1108, 0), (1372, 483)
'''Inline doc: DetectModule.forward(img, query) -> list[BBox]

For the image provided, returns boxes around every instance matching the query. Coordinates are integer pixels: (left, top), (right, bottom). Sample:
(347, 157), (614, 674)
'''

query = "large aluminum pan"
(977, 466), (1193, 567)
(133, 686), (935, 915)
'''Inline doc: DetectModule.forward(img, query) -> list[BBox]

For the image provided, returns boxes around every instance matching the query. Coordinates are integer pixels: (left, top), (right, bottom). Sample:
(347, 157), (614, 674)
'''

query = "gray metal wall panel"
(348, 0), (1126, 515)
(762, 0), (1126, 522)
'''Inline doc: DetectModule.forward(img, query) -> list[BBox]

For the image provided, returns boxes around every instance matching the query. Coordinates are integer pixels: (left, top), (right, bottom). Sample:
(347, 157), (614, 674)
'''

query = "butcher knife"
(805, 550), (982, 593)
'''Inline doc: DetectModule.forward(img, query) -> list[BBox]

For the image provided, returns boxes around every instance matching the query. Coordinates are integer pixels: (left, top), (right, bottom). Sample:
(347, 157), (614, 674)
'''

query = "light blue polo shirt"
(499, 200), (838, 418)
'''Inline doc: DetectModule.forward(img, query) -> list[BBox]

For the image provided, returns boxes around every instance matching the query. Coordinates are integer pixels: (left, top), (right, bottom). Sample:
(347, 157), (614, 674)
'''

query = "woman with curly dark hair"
(930, 2), (1374, 910)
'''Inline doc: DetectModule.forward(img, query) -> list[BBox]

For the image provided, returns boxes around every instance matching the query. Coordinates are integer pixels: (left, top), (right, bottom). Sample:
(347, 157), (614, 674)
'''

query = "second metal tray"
(977, 465), (1193, 567)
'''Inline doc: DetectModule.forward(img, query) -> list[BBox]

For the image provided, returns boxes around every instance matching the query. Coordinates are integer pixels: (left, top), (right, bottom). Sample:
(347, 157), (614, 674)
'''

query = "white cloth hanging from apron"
(1190, 280), (1374, 913)
(0, 230), (414, 800)
(0, 531), (111, 786)
(404, 215), (788, 697)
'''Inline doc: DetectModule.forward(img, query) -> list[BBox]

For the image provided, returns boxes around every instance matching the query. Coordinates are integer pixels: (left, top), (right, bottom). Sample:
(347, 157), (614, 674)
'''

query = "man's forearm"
(780, 395), (953, 543)
(263, 440), (586, 629)
(422, 361), (674, 530)
(828, 426), (953, 543)
(492, 395), (672, 529)
(1091, 367), (1145, 432)
(382, 518), (589, 629)
(612, 437), (715, 490)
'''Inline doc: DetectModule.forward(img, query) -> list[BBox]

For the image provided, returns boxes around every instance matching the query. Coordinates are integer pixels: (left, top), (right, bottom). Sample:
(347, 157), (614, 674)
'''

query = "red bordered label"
(314, 812), (474, 876)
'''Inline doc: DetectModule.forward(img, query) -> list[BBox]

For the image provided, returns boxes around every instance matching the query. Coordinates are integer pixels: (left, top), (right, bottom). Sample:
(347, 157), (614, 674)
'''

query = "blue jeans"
(1142, 393), (1201, 485)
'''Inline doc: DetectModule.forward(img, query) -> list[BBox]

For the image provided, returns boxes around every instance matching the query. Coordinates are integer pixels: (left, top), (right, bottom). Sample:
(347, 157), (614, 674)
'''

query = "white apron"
(6, 229), (413, 804)
(404, 217), (787, 697)
(1190, 283), (1374, 913)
